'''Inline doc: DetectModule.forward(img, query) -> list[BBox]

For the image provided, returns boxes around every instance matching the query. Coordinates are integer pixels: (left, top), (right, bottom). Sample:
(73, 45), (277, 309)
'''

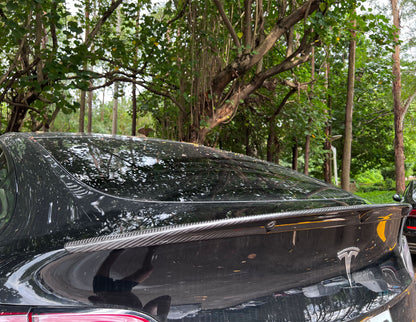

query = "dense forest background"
(1, 0), (416, 194)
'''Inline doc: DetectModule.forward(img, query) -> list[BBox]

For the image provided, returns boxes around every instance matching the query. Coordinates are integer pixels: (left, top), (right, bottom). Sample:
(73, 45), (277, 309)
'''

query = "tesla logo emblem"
(337, 247), (360, 286)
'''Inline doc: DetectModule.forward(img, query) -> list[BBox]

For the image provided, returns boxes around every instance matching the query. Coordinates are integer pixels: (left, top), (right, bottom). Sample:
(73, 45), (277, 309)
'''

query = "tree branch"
(3, 99), (42, 114)
(212, 0), (242, 53)
(268, 88), (297, 121)
(0, 58), (40, 102)
(0, 13), (33, 87)
(211, 0), (321, 95)
(87, 75), (186, 114)
(243, 0), (252, 54)
(85, 0), (123, 48)
(168, 0), (190, 24)
(262, 29), (314, 79)
(49, 2), (58, 56)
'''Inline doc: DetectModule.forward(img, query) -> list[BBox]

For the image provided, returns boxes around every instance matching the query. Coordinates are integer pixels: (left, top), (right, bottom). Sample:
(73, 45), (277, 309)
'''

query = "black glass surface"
(37, 137), (352, 202)
(0, 149), (15, 231)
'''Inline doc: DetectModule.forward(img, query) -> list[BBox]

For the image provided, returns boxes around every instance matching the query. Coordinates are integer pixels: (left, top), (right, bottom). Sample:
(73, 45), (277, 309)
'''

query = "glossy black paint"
(399, 180), (416, 253)
(0, 132), (415, 321)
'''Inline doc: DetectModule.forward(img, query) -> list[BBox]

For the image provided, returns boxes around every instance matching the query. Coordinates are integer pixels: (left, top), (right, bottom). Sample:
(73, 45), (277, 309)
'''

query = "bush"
(384, 178), (395, 190)
(354, 190), (396, 204)
(354, 169), (395, 192)
(381, 167), (396, 181)
(354, 169), (384, 185)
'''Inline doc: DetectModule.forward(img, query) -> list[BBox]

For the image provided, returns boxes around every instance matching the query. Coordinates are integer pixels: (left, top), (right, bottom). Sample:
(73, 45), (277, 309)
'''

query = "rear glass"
(37, 136), (352, 202)
(0, 149), (15, 229)
(404, 180), (416, 205)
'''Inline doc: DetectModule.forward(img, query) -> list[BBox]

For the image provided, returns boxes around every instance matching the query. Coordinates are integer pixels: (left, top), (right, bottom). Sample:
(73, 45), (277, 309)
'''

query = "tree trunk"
(341, 17), (356, 191)
(292, 140), (298, 171)
(80, 1), (91, 134)
(6, 105), (28, 132)
(266, 88), (297, 163)
(132, 83), (137, 136)
(267, 131), (275, 162)
(304, 44), (315, 175)
(391, 0), (406, 194)
(112, 82), (118, 135)
(267, 132), (280, 164)
(267, 120), (279, 163)
(244, 121), (253, 156)
(101, 89), (105, 122)
(324, 126), (332, 184)
(79, 90), (86, 133)
(112, 6), (122, 136)
(178, 77), (186, 141)
(323, 54), (332, 184)
(304, 131), (311, 175)
(132, 8), (140, 137)
(87, 84), (93, 133)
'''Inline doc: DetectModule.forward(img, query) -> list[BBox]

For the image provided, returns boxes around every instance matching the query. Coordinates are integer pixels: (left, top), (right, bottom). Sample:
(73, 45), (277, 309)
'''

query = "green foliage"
(326, 28), (397, 177)
(381, 167), (396, 181)
(353, 168), (396, 193)
(0, 0), (98, 130)
(354, 169), (384, 185)
(50, 94), (155, 135)
(354, 190), (396, 204)
(0, 0), (415, 188)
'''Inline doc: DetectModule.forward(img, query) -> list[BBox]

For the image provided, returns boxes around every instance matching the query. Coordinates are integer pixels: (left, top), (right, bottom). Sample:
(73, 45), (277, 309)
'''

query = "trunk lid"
(34, 204), (412, 321)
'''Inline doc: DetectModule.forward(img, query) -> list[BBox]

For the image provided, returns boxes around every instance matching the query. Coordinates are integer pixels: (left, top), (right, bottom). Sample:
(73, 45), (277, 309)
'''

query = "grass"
(354, 190), (397, 204)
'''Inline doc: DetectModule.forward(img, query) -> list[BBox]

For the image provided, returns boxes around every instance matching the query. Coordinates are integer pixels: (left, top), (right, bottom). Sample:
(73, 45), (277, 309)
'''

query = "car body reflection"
(0, 132), (415, 321)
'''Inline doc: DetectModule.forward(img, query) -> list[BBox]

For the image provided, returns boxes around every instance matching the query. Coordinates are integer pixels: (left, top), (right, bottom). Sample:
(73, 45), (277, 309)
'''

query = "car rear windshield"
(0, 148), (16, 230)
(36, 136), (353, 202)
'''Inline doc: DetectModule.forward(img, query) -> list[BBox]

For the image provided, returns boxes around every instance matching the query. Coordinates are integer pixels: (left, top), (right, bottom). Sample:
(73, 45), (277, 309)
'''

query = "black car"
(395, 180), (416, 254)
(0, 132), (415, 322)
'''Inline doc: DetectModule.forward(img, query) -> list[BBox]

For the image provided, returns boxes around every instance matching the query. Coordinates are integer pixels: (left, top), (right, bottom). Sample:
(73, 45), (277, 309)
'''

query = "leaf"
(68, 21), (83, 34)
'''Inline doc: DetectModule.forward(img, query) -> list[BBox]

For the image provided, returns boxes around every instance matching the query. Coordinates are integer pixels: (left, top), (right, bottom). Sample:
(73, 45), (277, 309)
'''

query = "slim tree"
(323, 50), (332, 184)
(341, 16), (357, 191)
(391, 0), (406, 193)
(0, 0), (123, 133)
(79, 0), (90, 133)
(304, 44), (314, 175)
(131, 7), (140, 137)
(112, 5), (122, 135)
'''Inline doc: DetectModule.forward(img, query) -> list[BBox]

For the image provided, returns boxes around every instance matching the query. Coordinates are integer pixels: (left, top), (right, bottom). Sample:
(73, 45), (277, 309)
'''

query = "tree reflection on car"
(89, 247), (171, 322)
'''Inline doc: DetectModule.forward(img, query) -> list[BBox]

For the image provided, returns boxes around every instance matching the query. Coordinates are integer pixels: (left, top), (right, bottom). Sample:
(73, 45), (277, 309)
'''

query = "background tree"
(391, 0), (406, 193)
(132, 0), (347, 144)
(341, 13), (357, 191)
(0, 0), (123, 132)
(112, 5), (122, 135)
(2, 0), (413, 190)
